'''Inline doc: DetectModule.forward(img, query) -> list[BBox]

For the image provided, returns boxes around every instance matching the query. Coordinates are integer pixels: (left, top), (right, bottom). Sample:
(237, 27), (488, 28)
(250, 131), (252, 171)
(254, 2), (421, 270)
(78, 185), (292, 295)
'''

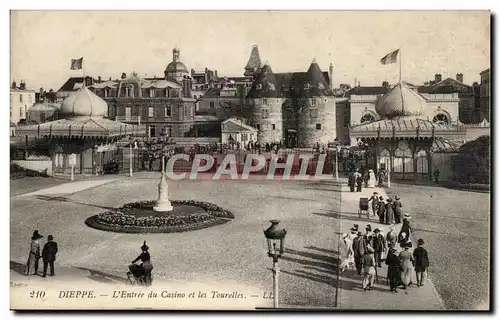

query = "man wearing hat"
(368, 192), (379, 217)
(393, 196), (403, 224)
(377, 197), (386, 224)
(361, 246), (376, 291)
(385, 198), (395, 225)
(372, 229), (387, 268)
(386, 226), (397, 248)
(42, 235), (58, 277)
(413, 239), (430, 287)
(352, 231), (367, 276)
(25, 230), (43, 276)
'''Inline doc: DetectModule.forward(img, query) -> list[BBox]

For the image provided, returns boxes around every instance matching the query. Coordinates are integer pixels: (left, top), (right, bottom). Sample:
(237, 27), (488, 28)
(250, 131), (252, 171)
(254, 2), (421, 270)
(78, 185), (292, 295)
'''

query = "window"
(20, 94), (23, 103)
(393, 140), (413, 173)
(433, 113), (449, 125)
(242, 133), (247, 141)
(256, 124), (260, 130)
(272, 124), (276, 130)
(104, 88), (109, 98)
(210, 102), (215, 109)
(149, 126), (156, 137)
(125, 87), (131, 97)
(263, 98), (268, 105)
(166, 88), (170, 98)
(310, 109), (318, 118)
(311, 98), (316, 106)
(379, 149), (390, 171)
(361, 113), (376, 123)
(262, 109), (269, 118)
(149, 88), (155, 98)
(165, 106), (171, 117)
(416, 149), (429, 173)
(148, 107), (154, 118)
(316, 123), (322, 130)
(125, 106), (131, 118)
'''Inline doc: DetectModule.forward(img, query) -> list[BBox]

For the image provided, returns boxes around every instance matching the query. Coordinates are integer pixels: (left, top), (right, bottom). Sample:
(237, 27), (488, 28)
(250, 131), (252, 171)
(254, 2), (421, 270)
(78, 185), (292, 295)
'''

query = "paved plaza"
(10, 172), (489, 310)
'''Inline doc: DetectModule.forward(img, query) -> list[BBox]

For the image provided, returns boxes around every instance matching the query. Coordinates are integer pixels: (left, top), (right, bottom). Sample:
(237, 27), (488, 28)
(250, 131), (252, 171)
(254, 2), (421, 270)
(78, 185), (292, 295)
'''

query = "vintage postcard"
(9, 10), (491, 311)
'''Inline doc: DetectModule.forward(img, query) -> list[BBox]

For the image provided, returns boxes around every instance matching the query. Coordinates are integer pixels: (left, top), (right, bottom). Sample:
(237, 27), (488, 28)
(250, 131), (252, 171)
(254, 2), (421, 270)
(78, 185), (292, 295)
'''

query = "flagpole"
(399, 48), (404, 115)
(82, 57), (86, 88)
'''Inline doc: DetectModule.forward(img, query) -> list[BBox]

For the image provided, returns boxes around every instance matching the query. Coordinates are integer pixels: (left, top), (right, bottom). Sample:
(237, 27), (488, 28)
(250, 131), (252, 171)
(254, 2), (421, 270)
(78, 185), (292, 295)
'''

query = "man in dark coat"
(413, 239), (430, 287)
(378, 197), (386, 224)
(352, 231), (367, 276)
(348, 172), (356, 192)
(372, 229), (387, 267)
(42, 235), (58, 277)
(385, 247), (401, 292)
(356, 171), (363, 192)
(368, 192), (379, 217)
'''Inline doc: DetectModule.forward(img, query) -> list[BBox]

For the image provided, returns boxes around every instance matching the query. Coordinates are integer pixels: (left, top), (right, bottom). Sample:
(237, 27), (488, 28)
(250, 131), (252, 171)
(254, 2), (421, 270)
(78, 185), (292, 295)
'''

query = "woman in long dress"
(25, 230), (43, 276)
(367, 169), (377, 188)
(339, 233), (354, 272)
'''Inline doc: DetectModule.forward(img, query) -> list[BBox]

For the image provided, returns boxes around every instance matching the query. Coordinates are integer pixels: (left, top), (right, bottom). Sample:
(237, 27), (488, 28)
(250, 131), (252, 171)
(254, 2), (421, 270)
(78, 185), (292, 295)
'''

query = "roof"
(244, 46), (262, 72)
(431, 137), (462, 153)
(200, 88), (221, 99)
(29, 103), (60, 111)
(345, 86), (389, 96)
(303, 61), (334, 96)
(194, 115), (220, 122)
(222, 118), (257, 132)
(60, 87), (108, 117)
(58, 77), (96, 92)
(418, 78), (472, 94)
(246, 63), (280, 98)
(349, 116), (467, 139)
(480, 68), (490, 75)
(15, 116), (144, 139)
(89, 81), (118, 89)
(375, 83), (426, 118)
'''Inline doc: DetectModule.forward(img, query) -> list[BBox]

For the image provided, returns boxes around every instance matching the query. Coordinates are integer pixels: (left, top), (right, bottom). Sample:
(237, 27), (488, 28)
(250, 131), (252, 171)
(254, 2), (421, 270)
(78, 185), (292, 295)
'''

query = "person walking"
(385, 246), (401, 292)
(378, 197), (386, 224)
(42, 235), (58, 277)
(386, 226), (398, 248)
(368, 192), (379, 217)
(400, 216), (413, 242)
(339, 233), (354, 273)
(352, 231), (367, 276)
(399, 242), (415, 289)
(413, 239), (430, 287)
(385, 198), (395, 225)
(348, 171), (356, 192)
(355, 170), (363, 192)
(372, 229), (387, 267)
(393, 196), (403, 224)
(361, 246), (376, 291)
(25, 230), (43, 276)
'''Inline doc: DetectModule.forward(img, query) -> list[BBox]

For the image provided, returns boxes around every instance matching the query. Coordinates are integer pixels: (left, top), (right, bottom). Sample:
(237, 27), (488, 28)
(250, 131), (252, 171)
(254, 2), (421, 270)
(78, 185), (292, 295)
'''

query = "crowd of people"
(348, 168), (389, 192)
(338, 212), (430, 293)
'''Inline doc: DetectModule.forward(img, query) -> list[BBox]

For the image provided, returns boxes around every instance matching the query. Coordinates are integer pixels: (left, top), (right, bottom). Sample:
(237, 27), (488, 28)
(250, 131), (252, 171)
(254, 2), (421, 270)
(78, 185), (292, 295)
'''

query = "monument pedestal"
(153, 174), (173, 212)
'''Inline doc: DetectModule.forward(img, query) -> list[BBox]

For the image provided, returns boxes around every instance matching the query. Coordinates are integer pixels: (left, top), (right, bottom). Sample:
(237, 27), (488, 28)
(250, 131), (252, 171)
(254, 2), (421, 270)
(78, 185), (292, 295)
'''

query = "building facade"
(10, 80), (36, 124)
(480, 68), (490, 122)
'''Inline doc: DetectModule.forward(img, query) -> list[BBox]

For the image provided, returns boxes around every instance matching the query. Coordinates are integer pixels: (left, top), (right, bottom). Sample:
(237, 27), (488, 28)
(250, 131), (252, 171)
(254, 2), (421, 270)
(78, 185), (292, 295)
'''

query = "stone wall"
(250, 98), (284, 143)
(297, 97), (336, 147)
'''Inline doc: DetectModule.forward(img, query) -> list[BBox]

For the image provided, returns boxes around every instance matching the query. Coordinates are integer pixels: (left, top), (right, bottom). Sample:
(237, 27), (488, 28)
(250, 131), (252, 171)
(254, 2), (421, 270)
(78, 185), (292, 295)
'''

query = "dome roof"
(165, 61), (188, 73)
(375, 84), (425, 118)
(60, 87), (108, 117)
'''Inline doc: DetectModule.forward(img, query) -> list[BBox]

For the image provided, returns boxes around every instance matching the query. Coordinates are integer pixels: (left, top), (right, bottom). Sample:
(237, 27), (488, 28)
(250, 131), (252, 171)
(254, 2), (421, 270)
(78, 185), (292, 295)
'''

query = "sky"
(10, 10), (490, 91)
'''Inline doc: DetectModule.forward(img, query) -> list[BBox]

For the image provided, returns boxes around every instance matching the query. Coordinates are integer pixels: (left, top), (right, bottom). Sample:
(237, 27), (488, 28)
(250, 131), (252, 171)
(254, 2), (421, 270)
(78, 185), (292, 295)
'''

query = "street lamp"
(263, 220), (287, 309)
(129, 136), (134, 178)
(333, 138), (341, 182)
(153, 128), (173, 212)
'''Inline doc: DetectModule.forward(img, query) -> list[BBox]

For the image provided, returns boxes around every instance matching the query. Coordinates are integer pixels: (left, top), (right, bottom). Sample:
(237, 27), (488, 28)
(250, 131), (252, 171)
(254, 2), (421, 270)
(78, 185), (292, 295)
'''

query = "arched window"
(379, 149), (390, 171)
(393, 140), (413, 173)
(416, 149), (429, 173)
(360, 113), (376, 123)
(433, 113), (449, 125)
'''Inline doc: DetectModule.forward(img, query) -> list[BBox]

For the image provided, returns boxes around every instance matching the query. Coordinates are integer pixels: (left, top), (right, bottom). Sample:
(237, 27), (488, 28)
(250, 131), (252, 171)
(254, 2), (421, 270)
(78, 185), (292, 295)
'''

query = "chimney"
(215, 70), (218, 78)
(329, 63), (334, 90)
(435, 74), (442, 83)
(19, 80), (26, 90)
(191, 68), (196, 76)
(109, 77), (112, 81)
(456, 73), (464, 83)
(382, 81), (389, 88)
(98, 76), (102, 83)
(357, 81), (361, 87)
(11, 80), (16, 89)
(121, 72), (127, 79)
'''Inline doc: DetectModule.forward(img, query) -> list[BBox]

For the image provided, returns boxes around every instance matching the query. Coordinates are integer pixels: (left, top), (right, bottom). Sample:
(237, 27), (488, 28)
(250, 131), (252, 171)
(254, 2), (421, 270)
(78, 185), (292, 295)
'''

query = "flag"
(380, 49), (399, 65)
(70, 57), (83, 70)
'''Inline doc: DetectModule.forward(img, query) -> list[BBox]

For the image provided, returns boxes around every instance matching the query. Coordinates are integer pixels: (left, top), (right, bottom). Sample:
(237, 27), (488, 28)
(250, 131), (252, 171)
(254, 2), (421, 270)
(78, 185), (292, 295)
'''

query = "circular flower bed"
(85, 200), (234, 233)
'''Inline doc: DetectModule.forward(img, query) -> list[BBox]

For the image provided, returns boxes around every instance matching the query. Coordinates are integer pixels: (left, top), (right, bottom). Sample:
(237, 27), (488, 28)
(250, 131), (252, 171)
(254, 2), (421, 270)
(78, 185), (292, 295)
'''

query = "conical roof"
(305, 60), (333, 96)
(375, 83), (425, 118)
(245, 45), (262, 70)
(60, 87), (108, 117)
(246, 62), (280, 98)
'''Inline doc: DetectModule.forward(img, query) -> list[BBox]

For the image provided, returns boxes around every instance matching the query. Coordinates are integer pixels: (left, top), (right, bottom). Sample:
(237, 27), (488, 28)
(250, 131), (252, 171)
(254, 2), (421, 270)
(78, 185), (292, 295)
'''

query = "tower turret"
(244, 45), (263, 77)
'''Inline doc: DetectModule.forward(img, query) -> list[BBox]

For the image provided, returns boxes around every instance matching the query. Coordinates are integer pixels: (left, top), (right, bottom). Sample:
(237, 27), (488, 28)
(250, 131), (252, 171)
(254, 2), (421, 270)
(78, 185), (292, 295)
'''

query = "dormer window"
(104, 88), (110, 98)
(149, 88), (155, 98)
(165, 106), (171, 117)
(125, 87), (131, 97)
(311, 98), (316, 106)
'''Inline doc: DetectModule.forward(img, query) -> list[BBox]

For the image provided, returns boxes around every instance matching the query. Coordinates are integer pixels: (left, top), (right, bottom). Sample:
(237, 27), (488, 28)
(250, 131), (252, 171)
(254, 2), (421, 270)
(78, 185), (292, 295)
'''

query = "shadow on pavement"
(75, 267), (127, 284)
(312, 210), (374, 223)
(35, 195), (116, 211)
(10, 260), (26, 276)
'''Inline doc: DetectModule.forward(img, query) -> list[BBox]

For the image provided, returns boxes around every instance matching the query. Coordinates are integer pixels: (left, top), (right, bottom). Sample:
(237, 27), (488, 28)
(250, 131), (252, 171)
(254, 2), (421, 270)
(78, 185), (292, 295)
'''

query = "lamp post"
(333, 138), (341, 182)
(264, 220), (287, 309)
(153, 128), (173, 212)
(129, 136), (133, 178)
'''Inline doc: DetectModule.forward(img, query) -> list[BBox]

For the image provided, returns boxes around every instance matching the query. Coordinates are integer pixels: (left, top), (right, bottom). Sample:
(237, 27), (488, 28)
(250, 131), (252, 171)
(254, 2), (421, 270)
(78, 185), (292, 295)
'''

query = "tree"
(451, 135), (490, 184)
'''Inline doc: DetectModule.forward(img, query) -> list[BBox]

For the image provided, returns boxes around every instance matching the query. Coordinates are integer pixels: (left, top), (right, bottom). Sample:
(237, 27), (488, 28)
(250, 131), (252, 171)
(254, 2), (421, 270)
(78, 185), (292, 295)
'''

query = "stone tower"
(297, 59), (337, 147)
(244, 45), (262, 77)
(247, 62), (284, 144)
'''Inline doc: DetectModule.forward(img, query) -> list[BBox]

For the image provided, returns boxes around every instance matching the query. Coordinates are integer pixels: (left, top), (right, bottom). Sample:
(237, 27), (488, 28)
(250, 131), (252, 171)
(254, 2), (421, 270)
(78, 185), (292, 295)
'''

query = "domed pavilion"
(16, 87), (144, 175)
(349, 83), (467, 181)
